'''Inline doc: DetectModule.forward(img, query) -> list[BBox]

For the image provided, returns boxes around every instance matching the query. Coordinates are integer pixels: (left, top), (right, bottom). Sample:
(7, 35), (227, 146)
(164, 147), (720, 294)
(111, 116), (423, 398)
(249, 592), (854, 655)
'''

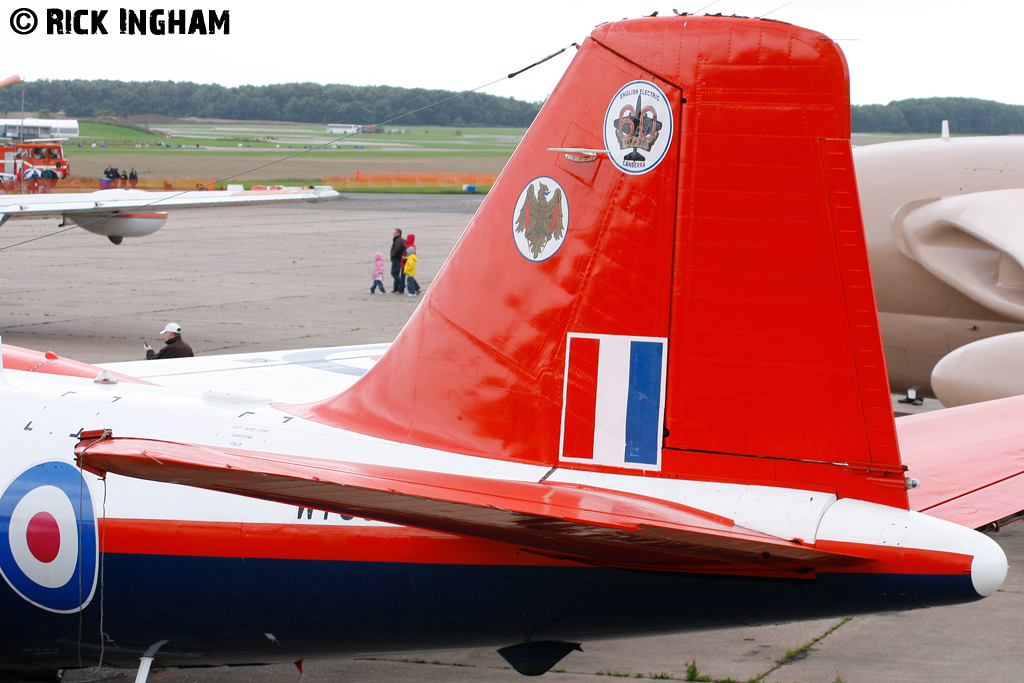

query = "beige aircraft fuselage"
(855, 135), (1024, 401)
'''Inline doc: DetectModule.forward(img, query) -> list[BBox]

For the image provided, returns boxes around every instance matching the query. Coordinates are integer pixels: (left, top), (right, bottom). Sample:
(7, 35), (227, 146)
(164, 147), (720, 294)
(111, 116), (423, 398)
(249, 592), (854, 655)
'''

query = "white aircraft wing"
(895, 188), (1024, 322)
(2, 342), (385, 404)
(100, 343), (388, 404)
(0, 185), (340, 218)
(0, 185), (340, 242)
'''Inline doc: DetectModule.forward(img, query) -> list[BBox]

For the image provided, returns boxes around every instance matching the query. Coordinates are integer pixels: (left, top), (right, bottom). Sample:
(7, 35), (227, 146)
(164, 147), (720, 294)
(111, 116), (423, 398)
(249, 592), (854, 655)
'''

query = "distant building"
(327, 124), (361, 135)
(0, 118), (79, 139)
(327, 124), (378, 135)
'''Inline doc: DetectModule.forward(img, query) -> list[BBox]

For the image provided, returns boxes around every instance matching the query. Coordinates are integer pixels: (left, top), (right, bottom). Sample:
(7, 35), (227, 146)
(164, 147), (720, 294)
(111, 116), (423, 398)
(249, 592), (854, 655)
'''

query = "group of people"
(10, 164), (58, 193)
(144, 229), (424, 361)
(103, 166), (138, 188)
(371, 229), (419, 296)
(145, 231), (423, 362)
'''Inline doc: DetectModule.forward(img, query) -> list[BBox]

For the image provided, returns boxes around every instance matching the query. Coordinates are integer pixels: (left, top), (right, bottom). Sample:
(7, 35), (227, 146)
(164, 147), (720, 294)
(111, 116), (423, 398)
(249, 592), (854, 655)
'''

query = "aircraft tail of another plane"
(292, 15), (909, 508)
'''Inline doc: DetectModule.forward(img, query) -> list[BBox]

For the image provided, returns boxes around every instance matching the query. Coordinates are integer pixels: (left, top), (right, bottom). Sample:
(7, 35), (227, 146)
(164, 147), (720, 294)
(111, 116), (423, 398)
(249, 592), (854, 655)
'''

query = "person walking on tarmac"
(144, 322), (195, 359)
(390, 228), (406, 293)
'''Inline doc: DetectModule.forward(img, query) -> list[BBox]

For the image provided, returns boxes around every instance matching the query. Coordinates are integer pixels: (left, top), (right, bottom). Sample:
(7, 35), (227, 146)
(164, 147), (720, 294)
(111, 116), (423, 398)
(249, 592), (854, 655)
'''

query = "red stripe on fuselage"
(97, 520), (976, 580)
(99, 519), (581, 566)
(815, 539), (974, 577)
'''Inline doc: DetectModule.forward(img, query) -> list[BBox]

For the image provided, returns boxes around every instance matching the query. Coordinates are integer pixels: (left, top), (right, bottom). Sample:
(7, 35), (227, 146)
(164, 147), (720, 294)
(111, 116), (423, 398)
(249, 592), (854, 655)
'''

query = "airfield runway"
(0, 195), (1020, 683)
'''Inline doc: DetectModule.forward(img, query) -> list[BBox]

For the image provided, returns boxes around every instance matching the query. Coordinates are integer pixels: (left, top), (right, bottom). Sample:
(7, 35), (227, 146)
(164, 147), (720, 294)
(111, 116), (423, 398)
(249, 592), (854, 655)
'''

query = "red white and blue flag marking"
(560, 334), (667, 470)
(0, 461), (98, 613)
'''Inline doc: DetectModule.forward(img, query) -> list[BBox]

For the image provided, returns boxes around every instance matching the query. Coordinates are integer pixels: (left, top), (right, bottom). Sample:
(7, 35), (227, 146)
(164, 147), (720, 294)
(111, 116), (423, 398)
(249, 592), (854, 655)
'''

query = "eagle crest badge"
(513, 177), (569, 262)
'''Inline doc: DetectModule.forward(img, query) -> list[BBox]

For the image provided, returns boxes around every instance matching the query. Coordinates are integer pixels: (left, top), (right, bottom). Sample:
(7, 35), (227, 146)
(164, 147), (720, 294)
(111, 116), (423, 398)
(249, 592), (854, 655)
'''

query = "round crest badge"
(603, 80), (673, 175)
(512, 177), (569, 262)
(0, 461), (98, 613)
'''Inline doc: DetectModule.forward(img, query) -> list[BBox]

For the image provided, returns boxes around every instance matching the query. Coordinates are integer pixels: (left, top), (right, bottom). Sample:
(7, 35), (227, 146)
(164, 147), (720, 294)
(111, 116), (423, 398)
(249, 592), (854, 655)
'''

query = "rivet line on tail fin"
(668, 447), (911, 479)
(819, 139), (903, 475)
(664, 447), (911, 496)
(668, 446), (851, 469)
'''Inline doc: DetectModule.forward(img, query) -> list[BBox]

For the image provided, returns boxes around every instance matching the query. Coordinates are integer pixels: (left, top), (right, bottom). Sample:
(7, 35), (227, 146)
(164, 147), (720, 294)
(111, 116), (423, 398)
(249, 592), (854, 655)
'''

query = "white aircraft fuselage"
(0, 349), (1003, 672)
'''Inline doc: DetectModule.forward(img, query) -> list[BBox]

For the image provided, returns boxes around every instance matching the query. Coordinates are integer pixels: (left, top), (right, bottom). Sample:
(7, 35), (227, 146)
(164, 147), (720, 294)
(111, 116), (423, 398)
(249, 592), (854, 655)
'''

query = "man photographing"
(145, 322), (195, 359)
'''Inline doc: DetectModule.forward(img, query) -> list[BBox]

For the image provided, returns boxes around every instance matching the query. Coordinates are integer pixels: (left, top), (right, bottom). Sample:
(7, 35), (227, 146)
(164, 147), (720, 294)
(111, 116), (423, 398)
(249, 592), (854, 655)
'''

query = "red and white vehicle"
(0, 140), (70, 191)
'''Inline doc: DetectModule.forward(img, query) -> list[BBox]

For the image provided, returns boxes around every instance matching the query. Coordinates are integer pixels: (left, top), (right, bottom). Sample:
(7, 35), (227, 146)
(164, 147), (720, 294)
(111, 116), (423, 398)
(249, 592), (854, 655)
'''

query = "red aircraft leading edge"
(2, 13), (1023, 681)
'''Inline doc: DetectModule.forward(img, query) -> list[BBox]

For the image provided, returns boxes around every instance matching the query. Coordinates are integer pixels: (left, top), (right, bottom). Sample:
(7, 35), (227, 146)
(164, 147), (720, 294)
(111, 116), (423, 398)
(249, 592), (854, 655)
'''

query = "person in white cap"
(144, 322), (194, 359)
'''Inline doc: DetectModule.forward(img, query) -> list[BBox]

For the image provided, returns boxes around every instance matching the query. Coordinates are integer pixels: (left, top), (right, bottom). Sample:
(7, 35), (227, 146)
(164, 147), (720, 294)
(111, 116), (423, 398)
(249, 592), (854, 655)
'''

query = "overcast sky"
(5, 1), (1023, 107)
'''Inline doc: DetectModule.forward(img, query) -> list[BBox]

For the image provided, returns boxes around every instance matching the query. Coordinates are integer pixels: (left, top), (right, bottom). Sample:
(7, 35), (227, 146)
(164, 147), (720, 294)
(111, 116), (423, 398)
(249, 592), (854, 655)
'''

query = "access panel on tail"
(295, 15), (907, 507)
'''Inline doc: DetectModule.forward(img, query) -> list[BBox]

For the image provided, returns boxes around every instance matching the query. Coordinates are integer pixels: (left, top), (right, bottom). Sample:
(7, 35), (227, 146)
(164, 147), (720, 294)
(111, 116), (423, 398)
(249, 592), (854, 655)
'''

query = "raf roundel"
(604, 80), (673, 175)
(0, 461), (98, 613)
(512, 177), (569, 262)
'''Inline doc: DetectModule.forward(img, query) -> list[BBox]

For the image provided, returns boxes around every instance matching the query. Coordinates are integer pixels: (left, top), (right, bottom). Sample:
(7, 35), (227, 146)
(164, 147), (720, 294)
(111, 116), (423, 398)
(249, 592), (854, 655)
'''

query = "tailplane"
(291, 15), (907, 508)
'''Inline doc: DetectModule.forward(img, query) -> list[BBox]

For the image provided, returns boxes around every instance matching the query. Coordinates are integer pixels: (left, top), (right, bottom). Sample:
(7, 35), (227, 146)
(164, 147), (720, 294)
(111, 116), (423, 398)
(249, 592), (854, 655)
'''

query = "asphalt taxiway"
(1, 194), (1020, 683)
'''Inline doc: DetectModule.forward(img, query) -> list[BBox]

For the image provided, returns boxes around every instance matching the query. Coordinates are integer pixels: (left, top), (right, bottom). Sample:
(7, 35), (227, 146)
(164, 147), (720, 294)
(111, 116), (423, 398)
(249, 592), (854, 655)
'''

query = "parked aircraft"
(855, 134), (1024, 405)
(0, 185), (340, 244)
(1, 14), (1022, 683)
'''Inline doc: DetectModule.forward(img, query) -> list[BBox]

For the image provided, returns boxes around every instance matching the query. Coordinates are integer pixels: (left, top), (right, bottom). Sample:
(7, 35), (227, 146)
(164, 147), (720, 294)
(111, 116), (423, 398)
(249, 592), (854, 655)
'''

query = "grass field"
(62, 119), (938, 188)
(63, 120), (523, 186)
(73, 120), (525, 153)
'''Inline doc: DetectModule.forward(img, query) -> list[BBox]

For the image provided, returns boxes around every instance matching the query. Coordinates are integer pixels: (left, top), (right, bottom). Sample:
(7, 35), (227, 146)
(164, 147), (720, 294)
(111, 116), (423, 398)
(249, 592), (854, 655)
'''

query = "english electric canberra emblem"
(604, 80), (673, 175)
(513, 177), (569, 262)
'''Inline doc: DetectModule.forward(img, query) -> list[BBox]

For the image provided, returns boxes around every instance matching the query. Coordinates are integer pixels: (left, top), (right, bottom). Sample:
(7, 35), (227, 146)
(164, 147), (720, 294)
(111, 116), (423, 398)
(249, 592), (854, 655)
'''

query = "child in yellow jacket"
(404, 249), (419, 296)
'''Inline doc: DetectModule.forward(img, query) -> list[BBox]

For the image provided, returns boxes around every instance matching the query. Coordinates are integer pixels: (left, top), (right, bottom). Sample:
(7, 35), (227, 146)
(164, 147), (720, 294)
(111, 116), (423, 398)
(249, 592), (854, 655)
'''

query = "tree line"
(852, 98), (1024, 135)
(0, 79), (543, 127)
(3, 80), (1023, 135)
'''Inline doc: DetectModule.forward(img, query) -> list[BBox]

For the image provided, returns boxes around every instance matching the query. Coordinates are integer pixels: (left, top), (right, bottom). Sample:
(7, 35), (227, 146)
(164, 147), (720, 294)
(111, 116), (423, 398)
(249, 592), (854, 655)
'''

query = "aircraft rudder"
(298, 15), (907, 506)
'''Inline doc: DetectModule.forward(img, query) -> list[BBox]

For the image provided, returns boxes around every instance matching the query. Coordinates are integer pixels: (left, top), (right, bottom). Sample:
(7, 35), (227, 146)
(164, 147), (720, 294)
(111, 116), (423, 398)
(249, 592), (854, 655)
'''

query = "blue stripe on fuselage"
(0, 553), (981, 670)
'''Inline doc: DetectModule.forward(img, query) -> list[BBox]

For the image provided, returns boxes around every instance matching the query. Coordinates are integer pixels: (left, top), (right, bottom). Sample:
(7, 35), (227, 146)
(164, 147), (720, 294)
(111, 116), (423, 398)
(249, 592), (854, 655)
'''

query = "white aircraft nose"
(971, 532), (1008, 597)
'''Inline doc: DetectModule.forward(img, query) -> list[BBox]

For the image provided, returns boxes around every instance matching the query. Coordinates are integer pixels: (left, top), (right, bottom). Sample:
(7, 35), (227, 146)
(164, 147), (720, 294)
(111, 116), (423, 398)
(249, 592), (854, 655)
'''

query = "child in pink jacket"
(369, 252), (386, 294)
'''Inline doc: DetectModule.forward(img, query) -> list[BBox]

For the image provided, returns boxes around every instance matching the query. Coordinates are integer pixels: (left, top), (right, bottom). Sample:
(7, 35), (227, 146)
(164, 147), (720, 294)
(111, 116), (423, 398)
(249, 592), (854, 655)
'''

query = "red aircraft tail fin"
(291, 15), (907, 508)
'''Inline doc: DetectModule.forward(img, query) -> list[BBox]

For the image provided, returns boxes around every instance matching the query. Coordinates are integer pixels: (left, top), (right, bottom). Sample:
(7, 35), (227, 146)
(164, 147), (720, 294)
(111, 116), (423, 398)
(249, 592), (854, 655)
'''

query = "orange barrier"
(53, 178), (218, 192)
(9, 174), (494, 194)
(322, 172), (499, 190)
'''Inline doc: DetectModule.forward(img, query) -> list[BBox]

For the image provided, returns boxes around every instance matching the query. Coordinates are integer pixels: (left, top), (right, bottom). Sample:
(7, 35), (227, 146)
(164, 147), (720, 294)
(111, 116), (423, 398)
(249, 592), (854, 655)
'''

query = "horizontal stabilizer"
(900, 395), (1024, 529)
(76, 433), (871, 575)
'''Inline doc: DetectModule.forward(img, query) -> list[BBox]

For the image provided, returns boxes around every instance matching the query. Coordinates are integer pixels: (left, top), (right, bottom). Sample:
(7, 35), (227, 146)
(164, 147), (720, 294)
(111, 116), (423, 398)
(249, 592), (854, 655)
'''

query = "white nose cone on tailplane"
(817, 499), (1008, 600)
(970, 530), (1008, 597)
